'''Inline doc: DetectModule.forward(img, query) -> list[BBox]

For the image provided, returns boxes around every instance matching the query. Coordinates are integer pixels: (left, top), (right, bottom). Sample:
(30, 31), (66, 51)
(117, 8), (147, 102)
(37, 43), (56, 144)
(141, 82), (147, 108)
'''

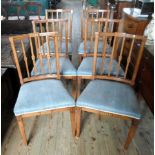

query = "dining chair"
(9, 32), (76, 145)
(78, 9), (122, 64)
(77, 18), (122, 96)
(32, 19), (77, 99)
(76, 32), (146, 149)
(46, 9), (73, 56)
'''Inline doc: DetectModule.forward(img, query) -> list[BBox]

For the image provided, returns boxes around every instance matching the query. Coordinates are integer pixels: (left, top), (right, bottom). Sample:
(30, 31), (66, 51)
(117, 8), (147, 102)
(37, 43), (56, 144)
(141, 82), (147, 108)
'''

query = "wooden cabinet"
(114, 1), (134, 19)
(139, 46), (154, 113)
(119, 9), (149, 35)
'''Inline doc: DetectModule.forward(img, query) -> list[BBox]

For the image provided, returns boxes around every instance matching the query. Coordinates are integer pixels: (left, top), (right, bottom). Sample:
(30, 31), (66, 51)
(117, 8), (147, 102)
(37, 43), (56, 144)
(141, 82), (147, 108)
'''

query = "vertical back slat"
(100, 35), (108, 74)
(124, 37), (135, 78)
(108, 34), (117, 76)
(46, 35), (52, 73)
(37, 34), (45, 74)
(20, 40), (30, 77)
(54, 34), (60, 79)
(65, 20), (69, 56)
(93, 32), (99, 76)
(29, 37), (37, 75)
(90, 19), (94, 53)
(84, 19), (88, 56)
(116, 36), (126, 77)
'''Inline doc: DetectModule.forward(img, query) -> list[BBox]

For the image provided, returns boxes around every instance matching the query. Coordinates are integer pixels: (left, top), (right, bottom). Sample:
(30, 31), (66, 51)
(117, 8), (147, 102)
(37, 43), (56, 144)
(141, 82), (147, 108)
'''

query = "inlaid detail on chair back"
(46, 9), (73, 41)
(81, 9), (110, 40)
(32, 19), (70, 56)
(83, 18), (122, 56)
(93, 32), (146, 86)
(9, 32), (60, 85)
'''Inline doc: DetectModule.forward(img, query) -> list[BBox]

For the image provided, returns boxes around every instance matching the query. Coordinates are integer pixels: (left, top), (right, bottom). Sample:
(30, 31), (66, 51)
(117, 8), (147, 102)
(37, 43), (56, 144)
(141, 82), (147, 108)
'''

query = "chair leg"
(78, 55), (82, 66)
(124, 119), (139, 150)
(76, 107), (82, 137)
(77, 77), (81, 98)
(16, 116), (27, 145)
(72, 78), (77, 100)
(70, 108), (76, 137)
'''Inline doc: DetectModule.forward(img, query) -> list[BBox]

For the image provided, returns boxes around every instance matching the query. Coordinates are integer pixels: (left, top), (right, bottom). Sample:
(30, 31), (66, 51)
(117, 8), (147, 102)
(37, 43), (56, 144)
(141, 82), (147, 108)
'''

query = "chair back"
(81, 9), (110, 40)
(9, 32), (60, 85)
(32, 19), (70, 56)
(46, 9), (73, 41)
(92, 32), (146, 86)
(83, 18), (122, 56)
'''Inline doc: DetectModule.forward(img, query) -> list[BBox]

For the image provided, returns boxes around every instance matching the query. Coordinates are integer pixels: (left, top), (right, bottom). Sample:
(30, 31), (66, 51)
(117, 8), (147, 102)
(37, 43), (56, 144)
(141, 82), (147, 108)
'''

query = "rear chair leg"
(78, 55), (82, 66)
(70, 108), (76, 136)
(77, 77), (81, 98)
(124, 119), (139, 150)
(72, 78), (77, 100)
(76, 107), (82, 137)
(16, 116), (27, 145)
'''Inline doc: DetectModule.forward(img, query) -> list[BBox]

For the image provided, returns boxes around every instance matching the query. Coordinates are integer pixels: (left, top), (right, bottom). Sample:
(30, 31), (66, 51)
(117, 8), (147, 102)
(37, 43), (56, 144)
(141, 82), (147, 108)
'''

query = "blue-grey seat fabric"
(77, 57), (124, 76)
(14, 79), (75, 116)
(76, 80), (141, 119)
(41, 40), (72, 54)
(78, 41), (112, 54)
(31, 57), (76, 76)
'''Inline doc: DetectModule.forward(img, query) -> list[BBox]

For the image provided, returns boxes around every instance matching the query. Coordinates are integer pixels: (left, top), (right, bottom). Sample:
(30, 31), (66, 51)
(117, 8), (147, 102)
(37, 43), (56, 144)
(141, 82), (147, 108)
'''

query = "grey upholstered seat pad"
(76, 80), (141, 119)
(78, 41), (112, 54)
(41, 40), (72, 54)
(14, 79), (75, 116)
(31, 57), (76, 76)
(77, 57), (124, 76)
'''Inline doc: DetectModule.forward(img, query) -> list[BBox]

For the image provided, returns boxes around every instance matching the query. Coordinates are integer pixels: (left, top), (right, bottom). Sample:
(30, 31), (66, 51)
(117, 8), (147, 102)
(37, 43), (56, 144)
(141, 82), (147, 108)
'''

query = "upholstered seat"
(77, 57), (124, 76)
(32, 57), (76, 76)
(76, 80), (141, 119)
(78, 41), (112, 54)
(41, 40), (72, 54)
(14, 79), (75, 116)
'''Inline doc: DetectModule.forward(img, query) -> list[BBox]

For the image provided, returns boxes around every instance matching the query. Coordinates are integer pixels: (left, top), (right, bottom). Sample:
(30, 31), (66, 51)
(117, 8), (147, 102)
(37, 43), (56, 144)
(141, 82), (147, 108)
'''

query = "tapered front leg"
(124, 119), (139, 150)
(16, 116), (27, 145)
(70, 108), (76, 137)
(76, 107), (82, 137)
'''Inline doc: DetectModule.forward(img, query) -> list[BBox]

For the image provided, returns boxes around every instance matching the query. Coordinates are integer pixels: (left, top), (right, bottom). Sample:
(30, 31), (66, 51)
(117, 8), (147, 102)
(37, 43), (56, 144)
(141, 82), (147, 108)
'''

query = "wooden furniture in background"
(9, 32), (76, 145)
(139, 45), (154, 113)
(114, 1), (134, 19)
(76, 32), (146, 149)
(120, 8), (149, 35)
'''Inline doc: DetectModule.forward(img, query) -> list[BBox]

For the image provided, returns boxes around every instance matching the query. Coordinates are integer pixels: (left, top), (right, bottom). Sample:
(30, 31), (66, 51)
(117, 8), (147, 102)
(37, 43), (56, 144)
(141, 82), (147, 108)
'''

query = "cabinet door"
(141, 52), (154, 113)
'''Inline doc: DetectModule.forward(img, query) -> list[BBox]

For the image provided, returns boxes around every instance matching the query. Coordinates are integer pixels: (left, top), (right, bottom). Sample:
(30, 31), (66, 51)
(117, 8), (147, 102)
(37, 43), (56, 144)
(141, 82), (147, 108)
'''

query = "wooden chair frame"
(78, 18), (122, 64)
(32, 19), (77, 99)
(9, 32), (76, 145)
(46, 9), (73, 42)
(76, 32), (146, 149)
(80, 9), (110, 41)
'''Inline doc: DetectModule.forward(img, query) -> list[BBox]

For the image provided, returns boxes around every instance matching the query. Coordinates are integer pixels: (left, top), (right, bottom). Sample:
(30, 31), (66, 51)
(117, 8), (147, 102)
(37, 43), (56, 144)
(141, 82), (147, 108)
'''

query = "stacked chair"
(9, 8), (146, 150)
